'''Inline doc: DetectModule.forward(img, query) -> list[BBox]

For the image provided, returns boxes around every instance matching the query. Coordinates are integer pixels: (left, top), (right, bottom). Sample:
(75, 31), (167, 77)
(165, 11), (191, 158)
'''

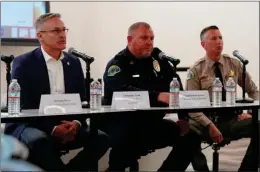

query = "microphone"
(68, 47), (94, 63)
(233, 50), (249, 65)
(153, 47), (180, 66)
(1, 54), (14, 63)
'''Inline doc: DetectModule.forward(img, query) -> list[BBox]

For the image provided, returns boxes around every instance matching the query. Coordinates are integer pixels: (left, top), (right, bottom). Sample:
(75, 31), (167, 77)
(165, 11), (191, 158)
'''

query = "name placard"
(39, 94), (82, 114)
(179, 91), (211, 108)
(111, 91), (150, 110)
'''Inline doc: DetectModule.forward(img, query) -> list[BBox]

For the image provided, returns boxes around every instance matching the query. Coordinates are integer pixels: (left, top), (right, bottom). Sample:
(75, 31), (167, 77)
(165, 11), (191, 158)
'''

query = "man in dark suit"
(4, 13), (109, 171)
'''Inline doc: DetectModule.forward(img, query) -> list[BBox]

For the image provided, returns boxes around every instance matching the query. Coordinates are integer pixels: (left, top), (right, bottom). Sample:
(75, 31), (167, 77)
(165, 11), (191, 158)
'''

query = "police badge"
(153, 60), (160, 72)
(228, 70), (235, 77)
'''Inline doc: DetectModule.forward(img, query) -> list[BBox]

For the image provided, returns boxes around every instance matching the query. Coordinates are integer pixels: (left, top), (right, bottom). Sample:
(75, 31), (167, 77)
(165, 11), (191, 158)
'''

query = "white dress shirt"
(41, 46), (65, 94)
(41, 47), (81, 134)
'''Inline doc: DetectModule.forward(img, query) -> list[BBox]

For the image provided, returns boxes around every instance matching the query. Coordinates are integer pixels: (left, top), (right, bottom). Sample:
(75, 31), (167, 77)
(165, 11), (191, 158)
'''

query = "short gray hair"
(128, 22), (151, 36)
(35, 13), (61, 32)
(200, 25), (219, 41)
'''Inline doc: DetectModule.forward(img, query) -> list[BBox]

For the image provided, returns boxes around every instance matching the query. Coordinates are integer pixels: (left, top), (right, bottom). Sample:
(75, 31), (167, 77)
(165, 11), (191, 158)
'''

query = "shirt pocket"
(201, 78), (213, 90)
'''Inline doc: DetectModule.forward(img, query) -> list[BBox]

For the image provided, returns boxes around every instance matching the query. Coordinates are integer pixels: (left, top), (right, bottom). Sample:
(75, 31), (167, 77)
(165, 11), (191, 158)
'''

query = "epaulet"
(222, 54), (231, 58)
(222, 54), (240, 64)
(189, 57), (205, 70)
(116, 49), (125, 56)
(114, 49), (127, 61)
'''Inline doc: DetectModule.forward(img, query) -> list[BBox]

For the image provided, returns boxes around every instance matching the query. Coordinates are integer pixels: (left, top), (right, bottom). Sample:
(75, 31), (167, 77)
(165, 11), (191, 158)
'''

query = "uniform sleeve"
(103, 59), (159, 105)
(185, 68), (212, 127)
(185, 68), (200, 90)
(237, 62), (259, 100)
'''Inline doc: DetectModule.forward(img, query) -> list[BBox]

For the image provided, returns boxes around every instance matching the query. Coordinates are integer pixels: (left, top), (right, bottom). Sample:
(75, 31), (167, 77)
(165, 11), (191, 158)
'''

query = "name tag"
(179, 91), (211, 108)
(132, 74), (140, 78)
(111, 91), (150, 110)
(39, 94), (82, 114)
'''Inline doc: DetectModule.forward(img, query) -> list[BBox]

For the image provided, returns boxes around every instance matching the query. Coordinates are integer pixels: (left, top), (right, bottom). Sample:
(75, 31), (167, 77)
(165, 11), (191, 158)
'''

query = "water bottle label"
(90, 88), (102, 95)
(9, 88), (20, 98)
(96, 89), (102, 95)
(213, 87), (222, 92)
(226, 87), (235, 92)
(170, 88), (179, 92)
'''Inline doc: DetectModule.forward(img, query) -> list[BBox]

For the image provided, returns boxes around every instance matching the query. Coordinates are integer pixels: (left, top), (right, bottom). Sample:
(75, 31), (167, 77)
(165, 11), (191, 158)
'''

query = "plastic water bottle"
(90, 79), (102, 110)
(8, 79), (21, 116)
(169, 77), (180, 108)
(212, 78), (222, 107)
(226, 77), (236, 106)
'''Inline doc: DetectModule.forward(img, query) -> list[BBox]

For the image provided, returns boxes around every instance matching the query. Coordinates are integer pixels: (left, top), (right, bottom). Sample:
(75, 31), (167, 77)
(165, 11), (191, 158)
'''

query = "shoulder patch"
(187, 70), (195, 80)
(107, 65), (121, 76)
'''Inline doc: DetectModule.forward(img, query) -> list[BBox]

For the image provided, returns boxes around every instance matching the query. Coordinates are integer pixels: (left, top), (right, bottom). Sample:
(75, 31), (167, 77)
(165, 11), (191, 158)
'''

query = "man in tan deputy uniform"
(186, 25), (259, 171)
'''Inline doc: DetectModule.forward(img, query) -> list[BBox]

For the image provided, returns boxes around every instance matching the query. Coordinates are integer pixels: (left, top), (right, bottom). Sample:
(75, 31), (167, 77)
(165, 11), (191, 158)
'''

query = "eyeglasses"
(39, 28), (69, 35)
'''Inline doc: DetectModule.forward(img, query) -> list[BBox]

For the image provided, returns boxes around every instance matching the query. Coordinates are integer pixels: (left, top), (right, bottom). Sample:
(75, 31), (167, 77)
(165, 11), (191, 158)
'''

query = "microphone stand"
(77, 57), (94, 108)
(236, 62), (254, 103)
(1, 55), (14, 112)
(84, 63), (102, 107)
(168, 61), (178, 73)
(173, 64), (177, 74)
(84, 61), (93, 108)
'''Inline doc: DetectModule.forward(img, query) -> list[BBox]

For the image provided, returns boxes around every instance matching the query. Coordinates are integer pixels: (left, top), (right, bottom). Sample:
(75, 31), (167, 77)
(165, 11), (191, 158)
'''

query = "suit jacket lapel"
(35, 48), (51, 94)
(62, 55), (70, 93)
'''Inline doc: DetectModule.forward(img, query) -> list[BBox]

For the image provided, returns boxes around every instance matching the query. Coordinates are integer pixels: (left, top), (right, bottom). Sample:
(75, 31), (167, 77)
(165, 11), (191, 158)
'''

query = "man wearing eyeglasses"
(4, 13), (109, 171)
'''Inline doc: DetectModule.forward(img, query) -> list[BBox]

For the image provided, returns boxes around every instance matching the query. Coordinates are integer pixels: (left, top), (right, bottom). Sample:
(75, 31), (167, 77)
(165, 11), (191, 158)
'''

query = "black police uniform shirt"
(103, 47), (183, 108)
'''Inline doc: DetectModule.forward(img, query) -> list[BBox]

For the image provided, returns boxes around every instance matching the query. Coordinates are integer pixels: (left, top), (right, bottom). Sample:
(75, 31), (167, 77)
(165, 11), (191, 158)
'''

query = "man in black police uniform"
(102, 22), (209, 171)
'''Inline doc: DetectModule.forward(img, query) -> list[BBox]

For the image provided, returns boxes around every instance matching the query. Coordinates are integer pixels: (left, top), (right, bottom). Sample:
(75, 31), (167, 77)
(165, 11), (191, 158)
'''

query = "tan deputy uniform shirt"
(186, 54), (259, 134)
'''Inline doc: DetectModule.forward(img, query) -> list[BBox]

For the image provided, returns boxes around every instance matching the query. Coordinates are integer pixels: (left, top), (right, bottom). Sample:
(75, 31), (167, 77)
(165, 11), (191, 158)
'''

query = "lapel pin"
(67, 61), (70, 66)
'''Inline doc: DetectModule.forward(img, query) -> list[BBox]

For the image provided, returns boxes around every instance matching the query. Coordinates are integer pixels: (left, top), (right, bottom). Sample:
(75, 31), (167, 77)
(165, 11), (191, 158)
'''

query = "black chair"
(211, 139), (231, 172)
(202, 110), (244, 172)
(259, 121), (260, 169)
(202, 138), (231, 172)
